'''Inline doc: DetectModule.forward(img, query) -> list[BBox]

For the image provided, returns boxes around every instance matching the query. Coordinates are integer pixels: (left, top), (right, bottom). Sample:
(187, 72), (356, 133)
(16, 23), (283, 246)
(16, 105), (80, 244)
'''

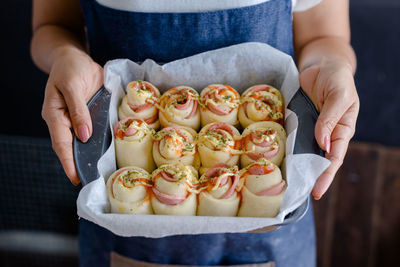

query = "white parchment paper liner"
(77, 42), (330, 237)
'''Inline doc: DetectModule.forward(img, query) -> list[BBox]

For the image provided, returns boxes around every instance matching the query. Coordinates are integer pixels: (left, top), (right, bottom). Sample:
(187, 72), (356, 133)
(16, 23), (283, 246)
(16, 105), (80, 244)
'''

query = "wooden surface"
(313, 142), (400, 267)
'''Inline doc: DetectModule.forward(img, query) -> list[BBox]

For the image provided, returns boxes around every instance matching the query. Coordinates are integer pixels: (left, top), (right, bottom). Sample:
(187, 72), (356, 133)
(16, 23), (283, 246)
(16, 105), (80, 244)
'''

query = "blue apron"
(79, 0), (316, 266)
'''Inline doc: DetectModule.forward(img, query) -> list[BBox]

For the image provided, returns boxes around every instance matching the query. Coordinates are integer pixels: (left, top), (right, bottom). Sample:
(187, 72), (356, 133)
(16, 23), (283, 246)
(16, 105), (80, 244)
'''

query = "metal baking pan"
(73, 86), (322, 226)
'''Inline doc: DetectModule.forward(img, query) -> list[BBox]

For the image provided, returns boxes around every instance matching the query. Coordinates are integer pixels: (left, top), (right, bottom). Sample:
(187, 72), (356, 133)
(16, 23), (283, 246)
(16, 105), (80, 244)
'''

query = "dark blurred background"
(0, 0), (399, 266)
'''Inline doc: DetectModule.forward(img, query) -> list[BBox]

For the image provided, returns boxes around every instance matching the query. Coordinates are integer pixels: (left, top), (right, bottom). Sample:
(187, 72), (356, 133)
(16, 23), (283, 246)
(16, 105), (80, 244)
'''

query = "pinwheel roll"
(106, 167), (153, 214)
(151, 164), (199, 216)
(237, 159), (286, 218)
(197, 164), (240, 217)
(118, 80), (161, 129)
(153, 126), (197, 167)
(159, 86), (201, 130)
(241, 121), (286, 168)
(238, 84), (284, 128)
(197, 122), (241, 175)
(114, 117), (155, 172)
(200, 84), (240, 127)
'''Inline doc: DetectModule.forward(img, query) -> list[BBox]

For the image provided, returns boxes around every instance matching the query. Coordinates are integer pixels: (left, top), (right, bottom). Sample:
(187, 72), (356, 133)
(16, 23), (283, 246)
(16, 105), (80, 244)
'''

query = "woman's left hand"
(299, 59), (360, 199)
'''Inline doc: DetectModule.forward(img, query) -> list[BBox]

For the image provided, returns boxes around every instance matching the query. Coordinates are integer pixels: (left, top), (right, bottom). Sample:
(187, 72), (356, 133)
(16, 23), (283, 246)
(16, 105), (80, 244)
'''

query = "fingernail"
(78, 125), (90, 142)
(324, 135), (331, 154)
(313, 195), (321, 201)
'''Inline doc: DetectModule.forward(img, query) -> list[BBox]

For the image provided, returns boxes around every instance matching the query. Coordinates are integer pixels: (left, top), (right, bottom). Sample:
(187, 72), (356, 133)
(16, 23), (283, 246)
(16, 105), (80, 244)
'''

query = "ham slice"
(251, 139), (273, 147)
(152, 187), (186, 205)
(130, 81), (159, 97)
(144, 113), (158, 125)
(247, 165), (265, 175)
(247, 163), (275, 175)
(128, 102), (153, 113)
(211, 175), (228, 187)
(207, 102), (230, 115)
(250, 132), (274, 147)
(256, 180), (286, 196)
(243, 102), (249, 118)
(174, 98), (190, 110)
(247, 147), (279, 161)
(249, 85), (270, 93)
(160, 171), (176, 182)
(184, 99), (198, 119)
(124, 127), (138, 137)
(207, 122), (233, 136)
(203, 163), (238, 199)
(220, 174), (239, 199)
(205, 163), (228, 177)
(114, 117), (141, 138)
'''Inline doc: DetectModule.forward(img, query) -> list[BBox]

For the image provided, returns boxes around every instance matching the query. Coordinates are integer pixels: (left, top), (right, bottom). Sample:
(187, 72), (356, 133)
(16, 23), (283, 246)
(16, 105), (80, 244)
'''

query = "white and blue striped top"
(95, 0), (322, 13)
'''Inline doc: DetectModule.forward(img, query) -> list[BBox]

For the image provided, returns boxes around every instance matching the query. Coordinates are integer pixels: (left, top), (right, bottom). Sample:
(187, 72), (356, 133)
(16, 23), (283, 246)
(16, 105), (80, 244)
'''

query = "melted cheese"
(154, 128), (196, 159)
(197, 129), (234, 151)
(120, 120), (154, 142)
(110, 168), (151, 203)
(152, 164), (200, 194)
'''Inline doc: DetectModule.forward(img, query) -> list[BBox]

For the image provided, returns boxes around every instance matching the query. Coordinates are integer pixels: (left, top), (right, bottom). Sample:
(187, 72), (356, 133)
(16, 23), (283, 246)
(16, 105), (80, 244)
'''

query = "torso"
(78, 0), (320, 266)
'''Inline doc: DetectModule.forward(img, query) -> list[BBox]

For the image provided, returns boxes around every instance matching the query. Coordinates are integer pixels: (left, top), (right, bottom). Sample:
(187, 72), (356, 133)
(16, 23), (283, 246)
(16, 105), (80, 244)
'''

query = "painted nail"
(324, 135), (331, 154)
(78, 125), (90, 142)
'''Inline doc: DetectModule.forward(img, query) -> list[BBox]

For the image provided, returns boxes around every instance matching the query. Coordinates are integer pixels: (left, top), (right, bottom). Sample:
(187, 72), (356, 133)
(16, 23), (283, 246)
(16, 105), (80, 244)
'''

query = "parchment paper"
(77, 42), (331, 237)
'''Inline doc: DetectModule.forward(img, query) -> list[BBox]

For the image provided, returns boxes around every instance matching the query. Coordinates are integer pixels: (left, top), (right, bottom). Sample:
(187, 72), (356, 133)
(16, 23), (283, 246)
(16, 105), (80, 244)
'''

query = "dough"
(197, 122), (241, 174)
(199, 84), (240, 127)
(106, 166), (153, 214)
(237, 159), (286, 217)
(159, 86), (201, 130)
(118, 80), (160, 130)
(114, 117), (155, 172)
(153, 126), (197, 167)
(151, 164), (199, 215)
(238, 84), (284, 128)
(241, 121), (286, 168)
(197, 164), (240, 217)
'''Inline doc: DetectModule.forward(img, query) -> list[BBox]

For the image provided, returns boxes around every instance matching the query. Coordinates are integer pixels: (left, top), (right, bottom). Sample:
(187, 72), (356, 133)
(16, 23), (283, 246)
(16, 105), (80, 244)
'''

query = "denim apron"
(79, 0), (316, 266)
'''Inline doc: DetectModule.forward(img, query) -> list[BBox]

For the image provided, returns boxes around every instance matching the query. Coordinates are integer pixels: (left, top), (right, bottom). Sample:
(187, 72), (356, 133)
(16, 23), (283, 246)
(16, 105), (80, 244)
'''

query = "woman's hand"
(41, 47), (103, 185)
(300, 58), (359, 199)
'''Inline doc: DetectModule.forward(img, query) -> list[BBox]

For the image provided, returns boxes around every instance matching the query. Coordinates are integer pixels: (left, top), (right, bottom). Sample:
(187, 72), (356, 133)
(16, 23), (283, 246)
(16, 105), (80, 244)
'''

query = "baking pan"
(73, 86), (322, 226)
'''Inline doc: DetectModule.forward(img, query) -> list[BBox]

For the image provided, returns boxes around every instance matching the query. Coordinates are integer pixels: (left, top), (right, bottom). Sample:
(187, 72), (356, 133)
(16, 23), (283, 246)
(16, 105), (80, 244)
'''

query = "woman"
(31, 0), (359, 266)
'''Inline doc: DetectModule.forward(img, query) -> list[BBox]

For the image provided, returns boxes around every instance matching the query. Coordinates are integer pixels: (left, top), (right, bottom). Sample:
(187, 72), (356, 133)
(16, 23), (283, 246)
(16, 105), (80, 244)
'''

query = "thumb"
(315, 91), (349, 153)
(59, 83), (93, 143)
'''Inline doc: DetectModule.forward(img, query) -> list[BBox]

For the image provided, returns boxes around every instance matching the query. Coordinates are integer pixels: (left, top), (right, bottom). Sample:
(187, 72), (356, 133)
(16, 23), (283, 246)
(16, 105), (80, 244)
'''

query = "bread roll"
(197, 122), (241, 174)
(153, 126), (198, 168)
(118, 80), (160, 130)
(114, 117), (155, 172)
(197, 164), (240, 217)
(238, 84), (284, 128)
(241, 121), (286, 168)
(159, 86), (200, 130)
(106, 166), (153, 214)
(237, 159), (286, 217)
(151, 164), (199, 216)
(200, 84), (240, 127)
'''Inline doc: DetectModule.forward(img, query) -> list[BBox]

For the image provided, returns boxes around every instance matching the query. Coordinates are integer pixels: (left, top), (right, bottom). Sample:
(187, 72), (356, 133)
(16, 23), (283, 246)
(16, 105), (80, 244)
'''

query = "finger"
(312, 104), (359, 199)
(42, 91), (81, 185)
(312, 134), (348, 200)
(57, 80), (92, 143)
(315, 90), (352, 153)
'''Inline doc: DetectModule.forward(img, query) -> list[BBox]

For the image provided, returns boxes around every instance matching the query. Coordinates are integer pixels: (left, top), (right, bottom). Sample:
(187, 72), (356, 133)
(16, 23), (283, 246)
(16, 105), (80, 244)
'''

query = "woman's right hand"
(41, 47), (103, 185)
